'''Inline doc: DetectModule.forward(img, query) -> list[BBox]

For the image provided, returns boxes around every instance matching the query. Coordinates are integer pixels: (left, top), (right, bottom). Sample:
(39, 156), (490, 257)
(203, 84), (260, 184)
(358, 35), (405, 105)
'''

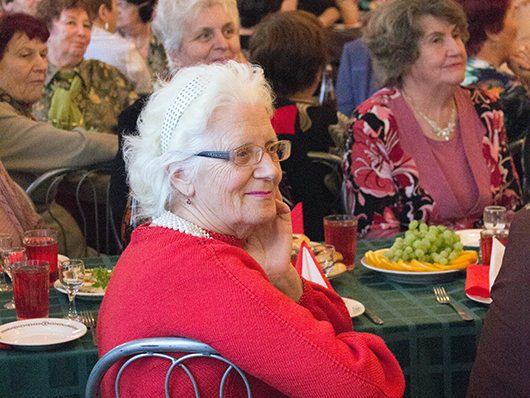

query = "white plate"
(361, 258), (465, 284)
(54, 279), (105, 300)
(456, 229), (482, 247)
(0, 318), (86, 348)
(58, 254), (69, 263)
(466, 293), (492, 304)
(341, 297), (365, 318)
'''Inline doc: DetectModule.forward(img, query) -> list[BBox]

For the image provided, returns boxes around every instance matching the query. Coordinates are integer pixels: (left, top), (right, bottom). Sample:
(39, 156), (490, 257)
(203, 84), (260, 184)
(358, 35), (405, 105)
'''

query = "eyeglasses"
(194, 140), (291, 166)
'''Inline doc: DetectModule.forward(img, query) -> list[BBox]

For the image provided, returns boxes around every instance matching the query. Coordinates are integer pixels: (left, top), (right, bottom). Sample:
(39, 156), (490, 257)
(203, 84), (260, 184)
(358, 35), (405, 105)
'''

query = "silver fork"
(433, 286), (473, 321)
(82, 311), (98, 346)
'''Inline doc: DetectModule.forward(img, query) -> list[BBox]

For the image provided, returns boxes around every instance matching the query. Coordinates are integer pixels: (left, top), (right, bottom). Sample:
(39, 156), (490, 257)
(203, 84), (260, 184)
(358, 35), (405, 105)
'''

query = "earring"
(105, 22), (109, 31)
(186, 198), (191, 205)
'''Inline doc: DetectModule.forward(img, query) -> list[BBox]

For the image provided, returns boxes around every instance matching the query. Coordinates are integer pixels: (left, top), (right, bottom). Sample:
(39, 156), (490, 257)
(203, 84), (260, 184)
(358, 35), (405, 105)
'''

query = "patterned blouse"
(33, 60), (138, 134)
(342, 87), (521, 238)
(463, 57), (530, 143)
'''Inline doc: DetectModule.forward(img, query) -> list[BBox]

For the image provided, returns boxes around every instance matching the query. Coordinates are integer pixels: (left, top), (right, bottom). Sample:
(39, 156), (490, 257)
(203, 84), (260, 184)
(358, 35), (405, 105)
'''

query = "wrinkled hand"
(243, 189), (303, 301)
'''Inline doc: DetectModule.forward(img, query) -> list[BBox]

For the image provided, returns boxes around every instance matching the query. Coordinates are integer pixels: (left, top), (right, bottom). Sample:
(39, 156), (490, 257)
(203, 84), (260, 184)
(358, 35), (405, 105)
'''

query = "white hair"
(124, 61), (275, 219)
(153, 0), (240, 69)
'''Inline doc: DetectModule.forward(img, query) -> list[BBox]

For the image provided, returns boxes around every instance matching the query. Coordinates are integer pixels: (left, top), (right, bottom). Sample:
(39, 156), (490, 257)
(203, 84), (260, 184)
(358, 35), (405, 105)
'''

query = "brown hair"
(85, 0), (114, 21)
(365, 0), (469, 88)
(36, 0), (91, 29)
(249, 10), (327, 97)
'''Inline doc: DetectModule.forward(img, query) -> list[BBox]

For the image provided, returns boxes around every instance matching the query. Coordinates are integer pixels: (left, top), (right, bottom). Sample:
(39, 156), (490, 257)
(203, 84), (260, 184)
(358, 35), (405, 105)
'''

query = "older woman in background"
(33, 0), (137, 133)
(99, 61), (404, 398)
(459, 0), (530, 143)
(0, 12), (118, 255)
(0, 12), (117, 188)
(109, 0), (245, 234)
(83, 0), (152, 93)
(342, 0), (521, 239)
(249, 10), (341, 241)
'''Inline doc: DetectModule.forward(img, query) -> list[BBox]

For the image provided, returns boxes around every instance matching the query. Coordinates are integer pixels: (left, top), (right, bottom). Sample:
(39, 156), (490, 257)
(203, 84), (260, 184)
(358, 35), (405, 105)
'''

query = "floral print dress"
(342, 87), (521, 238)
(463, 57), (530, 143)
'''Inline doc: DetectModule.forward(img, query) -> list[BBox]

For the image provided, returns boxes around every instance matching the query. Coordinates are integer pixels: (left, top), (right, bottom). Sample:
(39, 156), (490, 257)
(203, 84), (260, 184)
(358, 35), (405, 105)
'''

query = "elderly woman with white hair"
(98, 61), (404, 398)
(109, 0), (245, 234)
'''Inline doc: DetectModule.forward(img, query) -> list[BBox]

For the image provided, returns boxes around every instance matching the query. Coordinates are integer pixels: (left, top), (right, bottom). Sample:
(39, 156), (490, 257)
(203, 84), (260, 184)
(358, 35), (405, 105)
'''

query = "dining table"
(0, 237), (488, 398)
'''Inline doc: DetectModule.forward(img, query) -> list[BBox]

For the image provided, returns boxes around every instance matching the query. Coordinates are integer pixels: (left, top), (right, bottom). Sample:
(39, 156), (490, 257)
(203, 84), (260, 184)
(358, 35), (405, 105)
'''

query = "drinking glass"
(0, 233), (13, 292)
(23, 229), (58, 286)
(11, 260), (49, 320)
(3, 247), (26, 309)
(323, 215), (358, 270)
(483, 206), (507, 231)
(59, 260), (85, 322)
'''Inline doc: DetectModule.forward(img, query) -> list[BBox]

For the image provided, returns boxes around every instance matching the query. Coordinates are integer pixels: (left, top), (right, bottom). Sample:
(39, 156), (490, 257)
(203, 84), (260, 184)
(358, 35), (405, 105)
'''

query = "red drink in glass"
(480, 229), (509, 266)
(324, 215), (358, 270)
(12, 260), (49, 320)
(23, 230), (58, 286)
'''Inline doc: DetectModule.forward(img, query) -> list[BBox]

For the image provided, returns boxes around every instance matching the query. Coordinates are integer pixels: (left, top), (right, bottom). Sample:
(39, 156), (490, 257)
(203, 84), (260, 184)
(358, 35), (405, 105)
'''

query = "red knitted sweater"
(98, 225), (404, 398)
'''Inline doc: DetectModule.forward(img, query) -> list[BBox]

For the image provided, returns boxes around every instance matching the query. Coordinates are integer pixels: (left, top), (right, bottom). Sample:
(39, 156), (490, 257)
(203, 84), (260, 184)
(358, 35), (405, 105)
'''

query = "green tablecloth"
(330, 238), (487, 398)
(0, 241), (487, 398)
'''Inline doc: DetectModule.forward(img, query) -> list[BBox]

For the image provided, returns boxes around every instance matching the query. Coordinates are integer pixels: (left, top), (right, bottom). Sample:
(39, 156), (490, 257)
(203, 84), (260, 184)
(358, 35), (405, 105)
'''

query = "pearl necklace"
(402, 91), (456, 141)
(151, 211), (211, 239)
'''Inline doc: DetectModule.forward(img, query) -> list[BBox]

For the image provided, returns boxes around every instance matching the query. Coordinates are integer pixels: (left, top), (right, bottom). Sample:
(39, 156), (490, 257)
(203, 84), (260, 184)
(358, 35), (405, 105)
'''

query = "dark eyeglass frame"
(194, 140), (291, 166)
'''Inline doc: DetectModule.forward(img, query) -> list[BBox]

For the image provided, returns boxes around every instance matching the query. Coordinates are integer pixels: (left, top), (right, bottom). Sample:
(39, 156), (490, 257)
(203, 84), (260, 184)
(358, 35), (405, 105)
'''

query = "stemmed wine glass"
(59, 260), (85, 322)
(0, 234), (13, 292)
(3, 247), (26, 309)
(483, 206), (507, 231)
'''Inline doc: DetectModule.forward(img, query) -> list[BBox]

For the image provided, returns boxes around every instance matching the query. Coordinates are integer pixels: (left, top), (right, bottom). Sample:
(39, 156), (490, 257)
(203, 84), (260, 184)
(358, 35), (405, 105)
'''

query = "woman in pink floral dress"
(343, 0), (521, 239)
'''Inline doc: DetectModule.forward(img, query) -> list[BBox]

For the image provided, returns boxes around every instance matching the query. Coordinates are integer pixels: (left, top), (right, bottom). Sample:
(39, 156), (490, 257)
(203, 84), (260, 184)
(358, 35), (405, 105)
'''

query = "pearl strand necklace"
(151, 210), (211, 239)
(402, 90), (456, 141)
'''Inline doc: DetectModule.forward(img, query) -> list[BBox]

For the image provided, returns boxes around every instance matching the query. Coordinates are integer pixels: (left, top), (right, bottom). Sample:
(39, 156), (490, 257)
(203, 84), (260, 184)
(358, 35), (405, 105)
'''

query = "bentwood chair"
(26, 166), (122, 256)
(85, 337), (252, 398)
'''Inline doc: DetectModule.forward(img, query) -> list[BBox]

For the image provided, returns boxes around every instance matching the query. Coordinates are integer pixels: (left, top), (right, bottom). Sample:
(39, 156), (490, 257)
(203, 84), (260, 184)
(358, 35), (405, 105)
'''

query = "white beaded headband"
(160, 76), (210, 155)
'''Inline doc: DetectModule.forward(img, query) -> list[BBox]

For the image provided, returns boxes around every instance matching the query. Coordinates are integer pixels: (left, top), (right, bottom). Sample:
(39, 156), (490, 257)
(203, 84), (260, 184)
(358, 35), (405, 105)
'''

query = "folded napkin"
(295, 240), (333, 291)
(465, 264), (490, 298)
(489, 236), (506, 292)
(465, 236), (506, 298)
(291, 203), (304, 235)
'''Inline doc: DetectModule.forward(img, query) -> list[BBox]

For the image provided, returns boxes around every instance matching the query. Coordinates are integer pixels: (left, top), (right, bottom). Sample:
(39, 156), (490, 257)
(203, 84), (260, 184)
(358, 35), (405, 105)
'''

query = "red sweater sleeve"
(98, 227), (404, 398)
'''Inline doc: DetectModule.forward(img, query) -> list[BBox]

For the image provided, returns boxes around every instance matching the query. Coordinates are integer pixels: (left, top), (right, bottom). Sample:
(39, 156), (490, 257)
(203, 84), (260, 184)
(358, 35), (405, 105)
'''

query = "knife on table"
(348, 297), (384, 324)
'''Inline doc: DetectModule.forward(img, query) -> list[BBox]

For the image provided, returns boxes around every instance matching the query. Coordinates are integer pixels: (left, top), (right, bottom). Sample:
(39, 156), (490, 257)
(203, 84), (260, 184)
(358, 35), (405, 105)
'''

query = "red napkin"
(294, 241), (334, 291)
(291, 203), (304, 234)
(465, 264), (490, 298)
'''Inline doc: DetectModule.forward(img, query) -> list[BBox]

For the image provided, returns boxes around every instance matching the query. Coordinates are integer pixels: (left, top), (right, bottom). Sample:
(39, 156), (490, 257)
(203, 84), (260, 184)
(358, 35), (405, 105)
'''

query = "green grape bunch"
(384, 220), (464, 266)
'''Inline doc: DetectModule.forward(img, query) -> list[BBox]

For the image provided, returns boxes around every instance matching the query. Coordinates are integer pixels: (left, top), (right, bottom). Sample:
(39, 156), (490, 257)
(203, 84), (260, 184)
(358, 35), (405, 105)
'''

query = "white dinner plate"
(54, 279), (105, 300)
(455, 229), (482, 247)
(466, 293), (492, 305)
(0, 318), (86, 349)
(361, 257), (465, 284)
(58, 254), (69, 263)
(341, 297), (365, 318)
